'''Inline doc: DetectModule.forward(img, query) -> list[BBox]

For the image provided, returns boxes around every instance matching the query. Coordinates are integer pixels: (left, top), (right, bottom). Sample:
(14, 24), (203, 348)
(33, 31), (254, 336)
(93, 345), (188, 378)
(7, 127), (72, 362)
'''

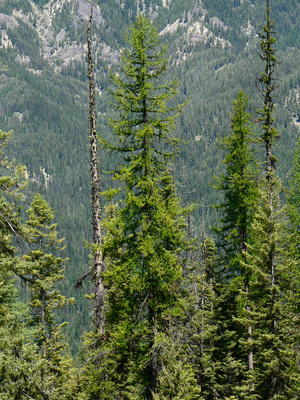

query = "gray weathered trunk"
(87, 5), (104, 334)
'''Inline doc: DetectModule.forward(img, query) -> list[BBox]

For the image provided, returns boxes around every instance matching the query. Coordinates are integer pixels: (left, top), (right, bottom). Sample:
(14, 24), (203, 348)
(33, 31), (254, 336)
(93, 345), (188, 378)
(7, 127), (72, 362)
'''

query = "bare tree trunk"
(87, 4), (104, 335)
(245, 281), (254, 372)
(41, 289), (46, 357)
(240, 158), (254, 375)
(263, 0), (276, 333)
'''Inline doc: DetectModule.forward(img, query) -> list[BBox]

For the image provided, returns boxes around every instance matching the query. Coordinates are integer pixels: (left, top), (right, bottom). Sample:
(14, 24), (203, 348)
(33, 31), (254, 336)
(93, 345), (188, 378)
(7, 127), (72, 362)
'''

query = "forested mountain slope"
(0, 0), (299, 350)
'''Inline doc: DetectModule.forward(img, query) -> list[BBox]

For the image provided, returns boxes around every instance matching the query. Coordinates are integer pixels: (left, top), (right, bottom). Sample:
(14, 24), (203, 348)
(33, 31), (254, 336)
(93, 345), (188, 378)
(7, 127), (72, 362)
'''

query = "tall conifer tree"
(14, 193), (74, 399)
(185, 237), (220, 399)
(0, 129), (31, 398)
(98, 15), (193, 399)
(0, 131), (72, 399)
(240, 1), (300, 397)
(213, 91), (258, 396)
(214, 91), (258, 263)
(0, 130), (27, 397)
(242, 182), (299, 399)
(24, 194), (71, 361)
(287, 137), (300, 258)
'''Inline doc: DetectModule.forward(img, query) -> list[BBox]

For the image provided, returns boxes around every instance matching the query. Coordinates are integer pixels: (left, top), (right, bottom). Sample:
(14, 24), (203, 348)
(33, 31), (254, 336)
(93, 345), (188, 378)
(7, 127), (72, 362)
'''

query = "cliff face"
(1, 0), (260, 70)
(0, 0), (103, 67)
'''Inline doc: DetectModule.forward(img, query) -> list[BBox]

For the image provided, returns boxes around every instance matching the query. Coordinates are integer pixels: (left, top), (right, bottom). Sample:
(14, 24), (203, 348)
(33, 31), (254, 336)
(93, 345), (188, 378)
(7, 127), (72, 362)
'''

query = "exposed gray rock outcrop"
(0, 13), (19, 29)
(73, 0), (105, 29)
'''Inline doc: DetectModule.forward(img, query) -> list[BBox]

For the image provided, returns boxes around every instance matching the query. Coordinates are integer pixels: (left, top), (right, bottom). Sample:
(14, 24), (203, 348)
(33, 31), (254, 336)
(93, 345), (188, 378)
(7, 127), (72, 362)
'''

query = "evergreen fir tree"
(0, 256), (30, 398)
(24, 193), (68, 346)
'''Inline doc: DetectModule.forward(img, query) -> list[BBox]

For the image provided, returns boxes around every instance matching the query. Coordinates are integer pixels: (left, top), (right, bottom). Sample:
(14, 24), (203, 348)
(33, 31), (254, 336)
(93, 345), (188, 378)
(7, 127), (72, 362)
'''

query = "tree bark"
(87, 4), (104, 335)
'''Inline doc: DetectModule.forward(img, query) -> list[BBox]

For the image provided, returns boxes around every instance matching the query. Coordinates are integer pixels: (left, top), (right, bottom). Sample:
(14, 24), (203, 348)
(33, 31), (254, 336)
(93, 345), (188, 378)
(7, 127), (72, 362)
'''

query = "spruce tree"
(24, 194), (69, 348)
(214, 90), (258, 266)
(152, 335), (201, 400)
(19, 193), (74, 399)
(0, 129), (27, 251)
(213, 91), (258, 396)
(256, 0), (279, 177)
(0, 129), (30, 398)
(0, 131), (58, 399)
(287, 137), (300, 258)
(241, 178), (299, 399)
(98, 15), (189, 399)
(239, 1), (300, 397)
(0, 115), (74, 399)
(0, 265), (47, 399)
(185, 237), (220, 399)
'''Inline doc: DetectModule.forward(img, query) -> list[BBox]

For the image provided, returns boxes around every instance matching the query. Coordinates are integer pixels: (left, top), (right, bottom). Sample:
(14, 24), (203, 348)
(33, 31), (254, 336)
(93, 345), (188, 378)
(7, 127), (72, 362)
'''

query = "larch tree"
(98, 14), (195, 399)
(0, 70), (75, 399)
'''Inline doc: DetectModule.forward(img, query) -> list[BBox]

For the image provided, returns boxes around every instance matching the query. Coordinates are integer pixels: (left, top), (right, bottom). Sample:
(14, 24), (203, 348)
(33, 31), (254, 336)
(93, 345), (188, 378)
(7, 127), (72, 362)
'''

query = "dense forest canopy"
(0, 0), (300, 398)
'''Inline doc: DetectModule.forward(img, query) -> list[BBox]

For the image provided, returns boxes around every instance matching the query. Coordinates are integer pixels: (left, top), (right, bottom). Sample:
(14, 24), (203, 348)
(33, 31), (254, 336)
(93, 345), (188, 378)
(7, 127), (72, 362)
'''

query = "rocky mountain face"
(0, 0), (102, 68)
(0, 0), (260, 71)
(0, 0), (299, 350)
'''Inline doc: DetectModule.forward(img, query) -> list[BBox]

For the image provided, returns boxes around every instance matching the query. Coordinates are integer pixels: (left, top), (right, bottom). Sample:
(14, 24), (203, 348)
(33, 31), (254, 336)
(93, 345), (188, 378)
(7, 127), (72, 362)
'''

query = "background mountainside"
(0, 0), (299, 351)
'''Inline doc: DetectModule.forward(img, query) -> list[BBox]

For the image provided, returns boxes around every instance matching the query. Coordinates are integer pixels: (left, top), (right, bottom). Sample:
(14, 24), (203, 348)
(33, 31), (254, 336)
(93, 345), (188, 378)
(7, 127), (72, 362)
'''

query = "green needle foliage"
(107, 14), (183, 170)
(242, 174), (299, 399)
(0, 129), (27, 254)
(24, 192), (68, 342)
(152, 334), (201, 400)
(238, 1), (300, 397)
(287, 137), (300, 258)
(213, 91), (258, 396)
(96, 14), (192, 399)
(0, 129), (30, 398)
(184, 237), (220, 399)
(214, 90), (258, 265)
(20, 192), (74, 399)
(0, 131), (52, 399)
(256, 0), (279, 176)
